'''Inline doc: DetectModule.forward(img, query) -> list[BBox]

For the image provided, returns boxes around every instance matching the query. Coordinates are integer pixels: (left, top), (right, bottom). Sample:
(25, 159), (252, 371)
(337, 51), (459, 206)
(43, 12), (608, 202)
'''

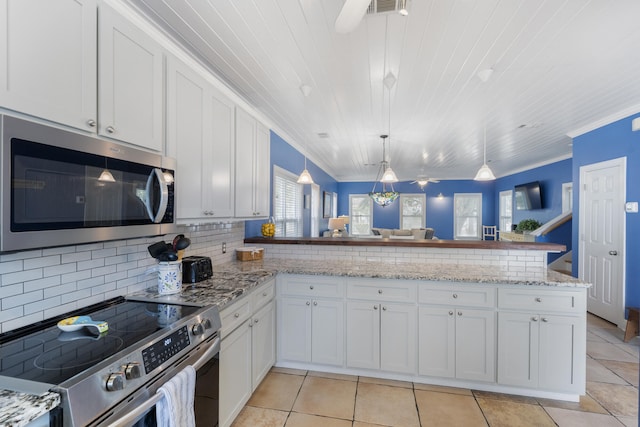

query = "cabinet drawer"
(220, 297), (252, 337)
(347, 278), (416, 302)
(252, 279), (275, 311)
(418, 283), (496, 308)
(278, 274), (345, 298)
(498, 288), (586, 313)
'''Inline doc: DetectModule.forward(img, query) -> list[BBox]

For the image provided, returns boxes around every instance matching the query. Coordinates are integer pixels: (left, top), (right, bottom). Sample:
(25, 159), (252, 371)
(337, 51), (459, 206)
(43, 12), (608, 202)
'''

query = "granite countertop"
(0, 390), (60, 427)
(128, 258), (588, 308)
(1, 257), (588, 426)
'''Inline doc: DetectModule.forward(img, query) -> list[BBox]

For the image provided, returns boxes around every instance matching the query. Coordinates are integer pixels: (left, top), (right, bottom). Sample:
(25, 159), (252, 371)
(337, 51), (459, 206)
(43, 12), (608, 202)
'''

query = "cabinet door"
(278, 297), (312, 363)
(455, 309), (496, 382)
(418, 306), (455, 378)
(219, 320), (252, 427)
(0, 0), (97, 130)
(253, 122), (270, 217)
(539, 315), (584, 392)
(346, 301), (380, 370)
(166, 57), (207, 220)
(497, 312), (538, 387)
(381, 304), (417, 374)
(207, 90), (235, 218)
(234, 107), (257, 217)
(251, 300), (275, 390)
(311, 299), (344, 367)
(98, 3), (163, 151)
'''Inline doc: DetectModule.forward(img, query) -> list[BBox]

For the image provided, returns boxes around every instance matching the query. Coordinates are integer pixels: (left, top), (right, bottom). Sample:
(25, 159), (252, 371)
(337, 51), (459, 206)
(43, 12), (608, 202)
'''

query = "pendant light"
(474, 126), (496, 181)
(369, 135), (399, 207)
(297, 156), (314, 184)
(98, 158), (116, 183)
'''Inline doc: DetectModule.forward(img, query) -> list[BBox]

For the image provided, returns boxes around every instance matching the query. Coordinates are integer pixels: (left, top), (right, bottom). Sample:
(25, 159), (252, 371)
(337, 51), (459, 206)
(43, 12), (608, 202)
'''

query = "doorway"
(579, 157), (626, 327)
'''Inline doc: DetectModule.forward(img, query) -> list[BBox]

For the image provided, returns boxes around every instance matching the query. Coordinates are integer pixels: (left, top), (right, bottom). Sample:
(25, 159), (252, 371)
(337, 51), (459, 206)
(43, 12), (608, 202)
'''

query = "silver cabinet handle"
(262, 292), (267, 297)
(457, 311), (462, 316)
(541, 317), (548, 322)
(449, 310), (454, 316)
(310, 285), (314, 290)
(306, 301), (310, 306)
(609, 250), (618, 256)
(106, 125), (115, 133)
(313, 301), (318, 306)
(254, 319), (259, 324)
(87, 119), (96, 128)
(535, 297), (542, 302)
(378, 289), (383, 294)
(249, 322), (253, 328)
(453, 293), (458, 299)
(382, 306), (387, 311)
(234, 313), (240, 318)
(374, 305), (378, 310)
(532, 316), (539, 322)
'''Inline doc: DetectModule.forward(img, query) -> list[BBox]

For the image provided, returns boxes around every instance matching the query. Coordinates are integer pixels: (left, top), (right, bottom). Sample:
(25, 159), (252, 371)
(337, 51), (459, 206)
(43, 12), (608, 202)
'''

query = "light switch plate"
(625, 202), (638, 213)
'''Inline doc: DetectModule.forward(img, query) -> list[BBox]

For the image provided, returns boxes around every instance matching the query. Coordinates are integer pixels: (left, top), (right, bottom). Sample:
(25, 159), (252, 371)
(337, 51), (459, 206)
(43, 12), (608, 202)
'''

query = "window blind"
(273, 168), (303, 237)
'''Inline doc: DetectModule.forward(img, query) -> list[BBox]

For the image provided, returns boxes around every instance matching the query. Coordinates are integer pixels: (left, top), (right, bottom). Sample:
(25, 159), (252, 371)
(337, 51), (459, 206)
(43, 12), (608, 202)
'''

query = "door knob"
(609, 250), (618, 256)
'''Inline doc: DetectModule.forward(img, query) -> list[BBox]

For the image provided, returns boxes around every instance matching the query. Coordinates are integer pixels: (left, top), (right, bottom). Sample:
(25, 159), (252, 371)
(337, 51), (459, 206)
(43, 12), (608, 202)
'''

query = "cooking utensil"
(57, 316), (109, 334)
(147, 241), (168, 259)
(174, 236), (191, 250)
(157, 251), (178, 262)
(172, 234), (184, 250)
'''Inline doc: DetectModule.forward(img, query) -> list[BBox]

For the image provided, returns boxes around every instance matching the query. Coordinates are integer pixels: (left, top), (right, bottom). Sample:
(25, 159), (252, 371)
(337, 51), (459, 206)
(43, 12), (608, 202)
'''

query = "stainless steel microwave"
(0, 115), (177, 252)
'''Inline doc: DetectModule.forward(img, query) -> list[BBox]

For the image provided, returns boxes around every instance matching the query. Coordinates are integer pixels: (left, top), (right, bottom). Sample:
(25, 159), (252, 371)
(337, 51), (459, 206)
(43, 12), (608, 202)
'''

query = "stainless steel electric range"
(0, 296), (221, 427)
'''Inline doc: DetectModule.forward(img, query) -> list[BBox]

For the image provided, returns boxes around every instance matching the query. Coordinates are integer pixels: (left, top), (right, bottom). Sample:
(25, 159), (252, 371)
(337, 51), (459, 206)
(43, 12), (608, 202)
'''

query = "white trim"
(453, 193), (482, 240)
(567, 106), (640, 138)
(399, 193), (426, 230)
(349, 194), (373, 236)
(562, 182), (573, 214)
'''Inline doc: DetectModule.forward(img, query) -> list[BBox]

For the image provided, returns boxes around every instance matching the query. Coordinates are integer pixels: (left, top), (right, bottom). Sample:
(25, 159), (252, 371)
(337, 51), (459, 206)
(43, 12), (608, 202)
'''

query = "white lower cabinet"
(346, 301), (417, 374)
(497, 312), (585, 392)
(219, 280), (275, 427)
(418, 306), (495, 382)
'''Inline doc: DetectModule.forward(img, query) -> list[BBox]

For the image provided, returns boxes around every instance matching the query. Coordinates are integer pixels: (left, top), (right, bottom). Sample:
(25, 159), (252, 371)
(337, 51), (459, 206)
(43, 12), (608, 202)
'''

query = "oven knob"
(106, 372), (125, 391)
(192, 322), (205, 336)
(202, 318), (212, 330)
(123, 363), (141, 380)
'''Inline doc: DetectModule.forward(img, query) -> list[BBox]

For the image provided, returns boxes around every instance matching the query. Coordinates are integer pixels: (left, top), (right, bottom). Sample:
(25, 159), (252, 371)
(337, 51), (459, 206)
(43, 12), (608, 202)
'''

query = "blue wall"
(572, 113), (640, 308)
(337, 180), (496, 240)
(245, 131), (339, 238)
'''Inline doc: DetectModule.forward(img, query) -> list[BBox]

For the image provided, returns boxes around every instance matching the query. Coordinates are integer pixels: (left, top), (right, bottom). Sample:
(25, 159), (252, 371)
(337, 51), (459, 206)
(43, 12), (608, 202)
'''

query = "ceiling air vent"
(367, 0), (404, 14)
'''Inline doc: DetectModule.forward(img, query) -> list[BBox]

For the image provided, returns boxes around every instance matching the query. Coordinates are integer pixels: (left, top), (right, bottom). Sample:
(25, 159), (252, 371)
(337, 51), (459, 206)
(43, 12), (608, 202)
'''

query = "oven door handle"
(144, 168), (169, 223)
(106, 337), (220, 427)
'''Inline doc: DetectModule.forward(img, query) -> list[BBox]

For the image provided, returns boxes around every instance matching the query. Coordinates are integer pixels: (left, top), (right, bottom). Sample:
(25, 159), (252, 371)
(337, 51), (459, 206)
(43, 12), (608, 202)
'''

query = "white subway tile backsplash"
(44, 282), (77, 299)
(2, 269), (43, 286)
(0, 260), (23, 275)
(24, 276), (62, 293)
(62, 251), (92, 264)
(77, 258), (105, 271)
(24, 296), (62, 316)
(3, 290), (44, 310)
(43, 263), (77, 277)
(24, 255), (61, 270)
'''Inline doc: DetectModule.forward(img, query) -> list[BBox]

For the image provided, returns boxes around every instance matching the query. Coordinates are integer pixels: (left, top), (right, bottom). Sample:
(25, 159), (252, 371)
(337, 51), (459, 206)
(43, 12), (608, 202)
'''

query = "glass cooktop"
(0, 297), (198, 386)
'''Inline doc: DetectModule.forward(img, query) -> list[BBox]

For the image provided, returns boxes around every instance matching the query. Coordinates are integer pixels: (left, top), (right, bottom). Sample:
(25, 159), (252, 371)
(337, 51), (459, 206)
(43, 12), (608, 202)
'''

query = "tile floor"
(231, 313), (639, 427)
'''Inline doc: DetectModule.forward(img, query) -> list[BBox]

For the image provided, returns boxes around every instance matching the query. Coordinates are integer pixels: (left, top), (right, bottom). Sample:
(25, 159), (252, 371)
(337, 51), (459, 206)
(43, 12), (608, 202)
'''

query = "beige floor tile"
(354, 382), (420, 427)
(292, 376), (357, 420)
(545, 407), (626, 427)
(586, 381), (639, 417)
(587, 357), (629, 384)
(270, 367), (308, 376)
(358, 376), (413, 388)
(590, 327), (628, 344)
(587, 341), (639, 363)
(285, 412), (352, 427)
(599, 360), (639, 387)
(615, 343), (640, 358)
(616, 416), (639, 427)
(471, 389), (539, 405)
(587, 331), (609, 343)
(231, 406), (288, 427)
(587, 314), (618, 329)
(307, 370), (358, 381)
(415, 390), (487, 427)
(538, 394), (608, 414)
(413, 383), (472, 396)
(248, 372), (305, 411)
(476, 397), (556, 427)
(353, 422), (391, 427)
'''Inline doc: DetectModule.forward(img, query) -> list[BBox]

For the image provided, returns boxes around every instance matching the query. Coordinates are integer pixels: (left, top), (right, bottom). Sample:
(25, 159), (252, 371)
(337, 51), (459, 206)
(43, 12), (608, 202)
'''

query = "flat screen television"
(514, 181), (542, 210)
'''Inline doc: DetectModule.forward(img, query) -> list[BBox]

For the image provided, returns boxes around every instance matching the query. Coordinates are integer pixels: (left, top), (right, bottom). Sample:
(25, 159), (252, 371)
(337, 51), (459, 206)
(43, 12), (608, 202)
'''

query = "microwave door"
(145, 168), (169, 223)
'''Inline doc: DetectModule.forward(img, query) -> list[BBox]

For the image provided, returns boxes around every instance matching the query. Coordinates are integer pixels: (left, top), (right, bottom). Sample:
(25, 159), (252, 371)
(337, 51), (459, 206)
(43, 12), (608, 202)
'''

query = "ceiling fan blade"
(335, 0), (370, 33)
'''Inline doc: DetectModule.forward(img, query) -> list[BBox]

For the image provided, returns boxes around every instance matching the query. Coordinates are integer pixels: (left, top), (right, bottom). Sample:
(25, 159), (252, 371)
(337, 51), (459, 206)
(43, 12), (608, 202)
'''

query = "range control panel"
(141, 326), (191, 373)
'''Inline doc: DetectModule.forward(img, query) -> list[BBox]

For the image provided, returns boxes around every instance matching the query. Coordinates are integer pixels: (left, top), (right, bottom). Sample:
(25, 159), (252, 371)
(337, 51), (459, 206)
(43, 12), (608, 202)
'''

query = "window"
(499, 190), (513, 232)
(349, 194), (372, 236)
(562, 182), (573, 213)
(454, 193), (482, 240)
(400, 194), (426, 229)
(273, 166), (303, 237)
(311, 183), (320, 237)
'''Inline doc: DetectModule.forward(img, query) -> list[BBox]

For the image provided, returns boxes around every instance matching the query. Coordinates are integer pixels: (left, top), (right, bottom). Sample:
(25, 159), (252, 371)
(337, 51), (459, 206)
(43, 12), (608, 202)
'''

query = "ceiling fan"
(411, 176), (440, 190)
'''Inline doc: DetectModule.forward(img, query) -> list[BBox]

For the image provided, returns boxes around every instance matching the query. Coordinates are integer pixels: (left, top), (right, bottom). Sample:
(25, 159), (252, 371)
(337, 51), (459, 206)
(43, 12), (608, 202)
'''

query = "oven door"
(95, 335), (219, 427)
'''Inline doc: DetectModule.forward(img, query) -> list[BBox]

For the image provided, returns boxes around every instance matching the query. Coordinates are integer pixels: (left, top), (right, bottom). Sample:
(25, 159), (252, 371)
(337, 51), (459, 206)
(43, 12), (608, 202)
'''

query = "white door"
(455, 309), (495, 382)
(579, 157), (626, 326)
(277, 297), (311, 363)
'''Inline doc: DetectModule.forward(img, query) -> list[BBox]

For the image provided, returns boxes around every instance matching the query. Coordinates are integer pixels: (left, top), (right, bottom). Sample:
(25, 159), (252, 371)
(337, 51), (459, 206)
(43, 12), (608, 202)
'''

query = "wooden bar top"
(244, 236), (566, 252)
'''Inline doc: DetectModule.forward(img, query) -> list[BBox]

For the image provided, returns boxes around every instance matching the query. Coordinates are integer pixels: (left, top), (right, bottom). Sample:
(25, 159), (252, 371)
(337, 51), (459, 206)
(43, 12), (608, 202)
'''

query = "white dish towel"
(156, 365), (196, 427)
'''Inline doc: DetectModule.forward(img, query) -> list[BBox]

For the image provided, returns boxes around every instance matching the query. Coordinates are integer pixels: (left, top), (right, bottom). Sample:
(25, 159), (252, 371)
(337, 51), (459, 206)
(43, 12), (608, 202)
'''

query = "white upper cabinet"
(166, 56), (235, 222)
(235, 108), (270, 218)
(98, 2), (163, 151)
(0, 0), (97, 130)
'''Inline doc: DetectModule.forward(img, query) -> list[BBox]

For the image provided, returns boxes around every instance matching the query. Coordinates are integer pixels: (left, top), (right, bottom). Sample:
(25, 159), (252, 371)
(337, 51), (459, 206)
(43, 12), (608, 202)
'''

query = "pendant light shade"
(381, 167), (399, 183)
(474, 126), (496, 181)
(98, 169), (116, 183)
(297, 157), (314, 184)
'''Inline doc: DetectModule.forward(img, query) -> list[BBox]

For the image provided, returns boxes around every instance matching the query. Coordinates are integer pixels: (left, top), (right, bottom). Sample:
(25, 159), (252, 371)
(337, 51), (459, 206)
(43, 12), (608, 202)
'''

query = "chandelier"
(369, 135), (399, 207)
